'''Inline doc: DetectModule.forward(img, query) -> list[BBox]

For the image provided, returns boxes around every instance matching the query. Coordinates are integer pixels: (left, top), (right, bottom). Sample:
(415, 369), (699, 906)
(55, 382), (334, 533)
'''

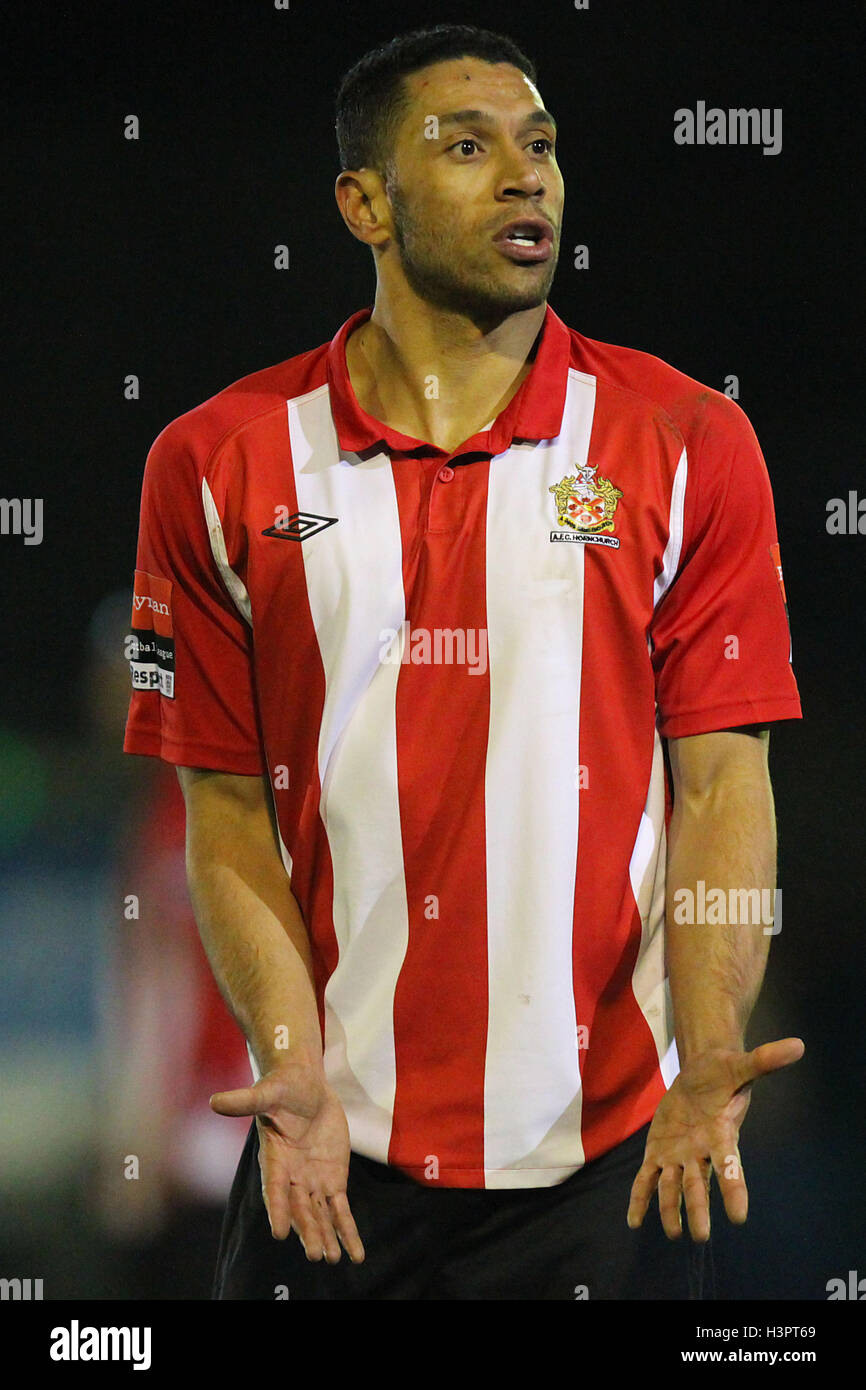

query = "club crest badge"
(549, 465), (623, 548)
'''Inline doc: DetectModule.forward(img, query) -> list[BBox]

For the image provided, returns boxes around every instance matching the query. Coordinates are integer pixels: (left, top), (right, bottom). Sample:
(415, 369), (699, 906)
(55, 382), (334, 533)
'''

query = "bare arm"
(178, 766), (323, 1077)
(665, 726), (776, 1062)
(177, 766), (364, 1264)
(627, 728), (804, 1241)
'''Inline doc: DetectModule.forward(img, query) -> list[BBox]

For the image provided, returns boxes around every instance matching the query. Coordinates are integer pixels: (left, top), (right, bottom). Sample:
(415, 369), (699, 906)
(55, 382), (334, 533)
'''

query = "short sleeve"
(123, 419), (265, 774)
(650, 395), (802, 739)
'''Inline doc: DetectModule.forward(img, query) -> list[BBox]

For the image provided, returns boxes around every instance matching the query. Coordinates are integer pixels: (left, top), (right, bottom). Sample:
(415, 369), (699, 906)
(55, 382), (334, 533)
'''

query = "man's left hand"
(627, 1037), (805, 1241)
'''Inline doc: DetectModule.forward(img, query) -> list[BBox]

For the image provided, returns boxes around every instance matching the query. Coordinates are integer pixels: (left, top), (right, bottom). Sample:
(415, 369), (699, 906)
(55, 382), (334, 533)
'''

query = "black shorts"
(213, 1119), (713, 1300)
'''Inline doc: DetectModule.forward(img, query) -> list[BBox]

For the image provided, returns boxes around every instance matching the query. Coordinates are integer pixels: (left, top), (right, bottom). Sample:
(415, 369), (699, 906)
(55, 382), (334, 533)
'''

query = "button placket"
(426, 456), (463, 533)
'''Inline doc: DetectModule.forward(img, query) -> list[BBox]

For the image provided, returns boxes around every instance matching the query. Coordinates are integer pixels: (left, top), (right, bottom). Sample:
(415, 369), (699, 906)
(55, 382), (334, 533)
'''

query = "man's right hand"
(210, 1061), (365, 1264)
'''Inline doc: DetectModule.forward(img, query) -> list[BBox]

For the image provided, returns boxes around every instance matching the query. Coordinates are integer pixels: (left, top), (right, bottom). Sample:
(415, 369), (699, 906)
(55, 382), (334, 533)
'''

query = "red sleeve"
(123, 416), (265, 774)
(650, 393), (802, 739)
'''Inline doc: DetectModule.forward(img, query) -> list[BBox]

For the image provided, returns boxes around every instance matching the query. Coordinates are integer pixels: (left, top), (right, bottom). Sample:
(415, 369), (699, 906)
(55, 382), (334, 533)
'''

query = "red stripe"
(244, 408), (336, 1043)
(571, 391), (674, 1159)
(388, 457), (491, 1185)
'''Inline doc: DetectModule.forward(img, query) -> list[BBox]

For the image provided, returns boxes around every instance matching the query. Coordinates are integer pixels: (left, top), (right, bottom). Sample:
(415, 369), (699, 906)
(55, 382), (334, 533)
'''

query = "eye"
(448, 138), (481, 157)
(446, 135), (554, 158)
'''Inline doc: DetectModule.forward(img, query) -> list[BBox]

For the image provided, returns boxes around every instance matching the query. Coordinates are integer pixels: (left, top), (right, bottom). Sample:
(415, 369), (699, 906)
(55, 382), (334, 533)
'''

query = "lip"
(492, 217), (555, 263)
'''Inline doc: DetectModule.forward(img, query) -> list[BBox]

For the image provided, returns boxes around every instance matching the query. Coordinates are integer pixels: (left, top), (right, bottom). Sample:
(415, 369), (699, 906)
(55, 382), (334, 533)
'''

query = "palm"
(627, 1037), (804, 1241)
(257, 1084), (351, 1203)
(210, 1062), (365, 1263)
(646, 1050), (753, 1160)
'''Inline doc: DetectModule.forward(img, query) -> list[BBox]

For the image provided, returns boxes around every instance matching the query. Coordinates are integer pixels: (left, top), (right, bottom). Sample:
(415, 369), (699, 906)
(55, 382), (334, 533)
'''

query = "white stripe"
(201, 477), (253, 625)
(287, 386), (408, 1163)
(200, 478), (293, 884)
(636, 446), (689, 1087)
(482, 368), (596, 1186)
(653, 446), (688, 609)
(628, 727), (679, 1086)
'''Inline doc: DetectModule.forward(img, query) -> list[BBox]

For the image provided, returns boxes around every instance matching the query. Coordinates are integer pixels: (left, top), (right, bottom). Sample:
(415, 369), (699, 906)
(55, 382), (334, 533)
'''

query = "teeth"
(509, 235), (536, 245)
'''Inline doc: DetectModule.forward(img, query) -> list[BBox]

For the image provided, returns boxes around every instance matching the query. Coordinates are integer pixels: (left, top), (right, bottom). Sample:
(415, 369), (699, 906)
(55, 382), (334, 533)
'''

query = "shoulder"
(145, 339), (331, 482)
(564, 320), (758, 454)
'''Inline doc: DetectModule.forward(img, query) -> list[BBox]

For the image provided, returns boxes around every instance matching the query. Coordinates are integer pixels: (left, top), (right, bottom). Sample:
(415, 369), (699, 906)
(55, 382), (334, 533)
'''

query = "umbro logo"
(262, 512), (338, 542)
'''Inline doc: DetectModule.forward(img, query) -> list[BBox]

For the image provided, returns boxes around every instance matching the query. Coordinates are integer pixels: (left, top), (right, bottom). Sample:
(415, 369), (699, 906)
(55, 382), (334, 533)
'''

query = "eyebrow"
(436, 107), (558, 135)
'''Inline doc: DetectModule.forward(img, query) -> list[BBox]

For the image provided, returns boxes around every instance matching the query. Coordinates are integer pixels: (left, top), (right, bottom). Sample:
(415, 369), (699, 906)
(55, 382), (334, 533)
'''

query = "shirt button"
(438, 465), (455, 482)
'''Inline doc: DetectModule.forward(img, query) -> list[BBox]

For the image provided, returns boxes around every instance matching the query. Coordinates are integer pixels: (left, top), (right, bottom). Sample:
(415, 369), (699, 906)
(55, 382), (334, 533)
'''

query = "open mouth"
(493, 220), (554, 262)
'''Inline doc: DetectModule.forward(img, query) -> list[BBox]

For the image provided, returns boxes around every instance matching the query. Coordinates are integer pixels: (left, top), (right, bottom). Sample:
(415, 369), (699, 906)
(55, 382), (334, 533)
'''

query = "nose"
(498, 152), (546, 199)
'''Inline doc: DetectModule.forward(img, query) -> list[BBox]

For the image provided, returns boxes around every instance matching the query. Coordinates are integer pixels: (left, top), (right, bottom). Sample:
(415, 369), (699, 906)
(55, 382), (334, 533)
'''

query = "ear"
(334, 168), (392, 249)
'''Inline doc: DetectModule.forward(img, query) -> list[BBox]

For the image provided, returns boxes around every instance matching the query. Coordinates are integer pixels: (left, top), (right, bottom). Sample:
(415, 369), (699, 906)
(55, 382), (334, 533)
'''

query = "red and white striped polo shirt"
(124, 302), (802, 1189)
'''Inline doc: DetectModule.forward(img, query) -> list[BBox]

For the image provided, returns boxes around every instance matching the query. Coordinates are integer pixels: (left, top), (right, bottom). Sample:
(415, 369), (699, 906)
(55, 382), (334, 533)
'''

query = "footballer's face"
(383, 57), (564, 326)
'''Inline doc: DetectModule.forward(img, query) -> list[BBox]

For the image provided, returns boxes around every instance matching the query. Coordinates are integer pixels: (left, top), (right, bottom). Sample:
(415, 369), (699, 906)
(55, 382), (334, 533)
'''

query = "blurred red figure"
(95, 756), (251, 1298)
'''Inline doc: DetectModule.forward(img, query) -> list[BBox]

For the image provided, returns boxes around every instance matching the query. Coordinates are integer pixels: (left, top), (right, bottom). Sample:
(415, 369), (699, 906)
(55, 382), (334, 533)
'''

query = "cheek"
(414, 197), (465, 249)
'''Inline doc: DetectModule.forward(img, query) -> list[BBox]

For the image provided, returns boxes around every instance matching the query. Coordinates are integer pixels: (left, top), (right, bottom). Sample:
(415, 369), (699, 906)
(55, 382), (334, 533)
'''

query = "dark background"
(1, 0), (863, 1300)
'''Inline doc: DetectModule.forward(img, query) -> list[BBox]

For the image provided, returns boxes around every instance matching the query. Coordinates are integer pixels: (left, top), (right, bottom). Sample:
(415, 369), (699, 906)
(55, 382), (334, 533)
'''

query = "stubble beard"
(387, 181), (558, 332)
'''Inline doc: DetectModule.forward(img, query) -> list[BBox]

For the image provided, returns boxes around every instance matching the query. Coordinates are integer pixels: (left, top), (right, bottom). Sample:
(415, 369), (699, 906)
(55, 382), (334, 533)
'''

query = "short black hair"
(335, 24), (537, 179)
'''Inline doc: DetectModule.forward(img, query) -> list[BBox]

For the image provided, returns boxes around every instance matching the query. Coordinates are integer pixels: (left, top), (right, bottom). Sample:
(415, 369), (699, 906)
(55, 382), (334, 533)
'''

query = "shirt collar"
(326, 303), (571, 456)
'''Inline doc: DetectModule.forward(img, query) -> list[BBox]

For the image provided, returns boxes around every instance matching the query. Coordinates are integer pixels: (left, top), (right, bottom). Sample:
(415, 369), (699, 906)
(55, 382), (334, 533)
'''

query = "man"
(123, 23), (804, 1300)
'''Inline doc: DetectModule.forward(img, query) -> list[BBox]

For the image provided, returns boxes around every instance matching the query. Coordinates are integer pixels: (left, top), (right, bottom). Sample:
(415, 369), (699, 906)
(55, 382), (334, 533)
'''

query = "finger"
(212, 1066), (319, 1119)
(325, 1190), (366, 1264)
(261, 1175), (293, 1241)
(264, 1168), (298, 1242)
(657, 1165), (684, 1240)
(713, 1146), (748, 1225)
(307, 1191), (343, 1264)
(257, 1143), (293, 1240)
(289, 1187), (326, 1261)
(733, 1037), (805, 1090)
(682, 1159), (712, 1243)
(627, 1162), (661, 1229)
(209, 1078), (281, 1118)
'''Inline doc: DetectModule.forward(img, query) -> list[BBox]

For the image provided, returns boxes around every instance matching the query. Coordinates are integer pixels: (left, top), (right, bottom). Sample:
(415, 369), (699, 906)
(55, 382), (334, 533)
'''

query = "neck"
(345, 282), (546, 453)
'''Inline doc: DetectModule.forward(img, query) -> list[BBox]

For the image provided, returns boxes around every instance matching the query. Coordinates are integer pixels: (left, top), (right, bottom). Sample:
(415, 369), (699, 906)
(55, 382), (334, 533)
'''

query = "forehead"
(402, 56), (544, 119)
